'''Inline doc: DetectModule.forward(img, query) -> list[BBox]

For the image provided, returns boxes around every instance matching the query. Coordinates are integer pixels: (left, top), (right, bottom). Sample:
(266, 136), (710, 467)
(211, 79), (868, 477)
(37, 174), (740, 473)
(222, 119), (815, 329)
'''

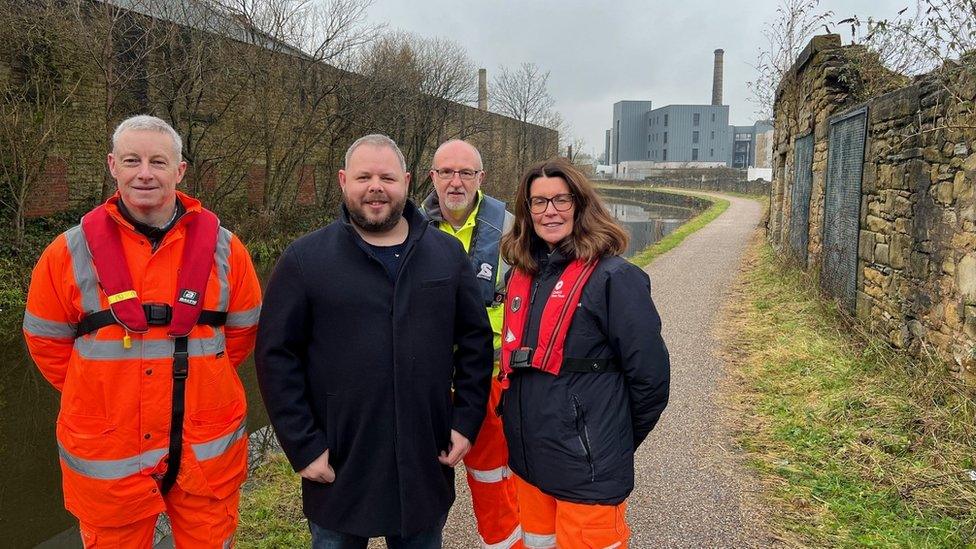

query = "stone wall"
(596, 185), (712, 213)
(770, 34), (976, 375)
(602, 174), (769, 196)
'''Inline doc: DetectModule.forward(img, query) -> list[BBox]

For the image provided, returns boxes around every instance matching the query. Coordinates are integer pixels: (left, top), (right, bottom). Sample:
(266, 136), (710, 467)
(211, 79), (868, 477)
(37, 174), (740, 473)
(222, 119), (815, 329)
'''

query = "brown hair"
(501, 158), (629, 274)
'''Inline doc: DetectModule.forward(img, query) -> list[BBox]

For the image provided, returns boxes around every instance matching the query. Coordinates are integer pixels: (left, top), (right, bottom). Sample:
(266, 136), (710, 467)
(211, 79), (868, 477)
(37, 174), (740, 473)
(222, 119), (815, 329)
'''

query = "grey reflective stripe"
(483, 525), (522, 549)
(602, 543), (622, 549)
(58, 421), (246, 481)
(225, 305), (261, 328)
(65, 225), (101, 313)
(58, 443), (167, 480)
(192, 421), (247, 461)
(74, 331), (225, 360)
(23, 310), (76, 338)
(215, 227), (232, 311)
(523, 532), (556, 548)
(468, 465), (510, 483)
(223, 534), (235, 549)
(493, 347), (502, 362)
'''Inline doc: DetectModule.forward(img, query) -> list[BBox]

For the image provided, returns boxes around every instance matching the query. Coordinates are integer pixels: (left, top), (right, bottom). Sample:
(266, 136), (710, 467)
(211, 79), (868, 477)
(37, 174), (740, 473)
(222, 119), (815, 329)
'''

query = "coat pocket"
(572, 394), (596, 482)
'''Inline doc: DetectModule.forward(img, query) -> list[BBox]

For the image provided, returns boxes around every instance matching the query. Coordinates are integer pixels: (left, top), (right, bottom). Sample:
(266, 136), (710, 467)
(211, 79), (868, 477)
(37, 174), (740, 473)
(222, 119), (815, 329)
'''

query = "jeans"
(309, 514), (448, 549)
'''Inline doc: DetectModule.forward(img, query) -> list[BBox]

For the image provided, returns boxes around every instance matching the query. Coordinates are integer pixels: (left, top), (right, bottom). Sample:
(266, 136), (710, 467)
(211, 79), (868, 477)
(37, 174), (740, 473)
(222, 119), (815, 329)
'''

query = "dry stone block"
(875, 243), (890, 263)
(966, 305), (976, 338)
(891, 233), (912, 269)
(936, 181), (954, 205)
(954, 169), (973, 200)
(866, 215), (889, 232)
(957, 254), (976, 303)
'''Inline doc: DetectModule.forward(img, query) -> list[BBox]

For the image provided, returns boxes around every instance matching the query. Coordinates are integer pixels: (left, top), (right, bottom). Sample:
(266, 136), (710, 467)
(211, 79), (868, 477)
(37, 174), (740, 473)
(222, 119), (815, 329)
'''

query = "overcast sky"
(364, 0), (909, 156)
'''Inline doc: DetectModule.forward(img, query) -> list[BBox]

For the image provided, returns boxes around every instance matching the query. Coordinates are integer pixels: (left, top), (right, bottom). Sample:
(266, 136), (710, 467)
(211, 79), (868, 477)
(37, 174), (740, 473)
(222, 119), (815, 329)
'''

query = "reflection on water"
(7, 198), (692, 547)
(605, 200), (693, 257)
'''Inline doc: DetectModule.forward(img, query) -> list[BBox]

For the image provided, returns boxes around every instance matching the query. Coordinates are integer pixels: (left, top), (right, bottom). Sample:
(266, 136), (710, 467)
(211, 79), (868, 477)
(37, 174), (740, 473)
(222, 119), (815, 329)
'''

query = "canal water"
(5, 196), (693, 548)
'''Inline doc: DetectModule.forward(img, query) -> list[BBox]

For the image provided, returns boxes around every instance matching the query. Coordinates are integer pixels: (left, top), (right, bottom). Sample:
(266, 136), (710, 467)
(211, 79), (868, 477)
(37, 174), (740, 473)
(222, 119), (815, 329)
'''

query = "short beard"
(346, 195), (406, 233)
(442, 193), (474, 214)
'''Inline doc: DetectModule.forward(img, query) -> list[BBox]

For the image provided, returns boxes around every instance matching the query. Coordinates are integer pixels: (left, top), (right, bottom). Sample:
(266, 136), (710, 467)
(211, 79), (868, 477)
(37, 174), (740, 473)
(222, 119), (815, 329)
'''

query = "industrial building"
(604, 49), (772, 175)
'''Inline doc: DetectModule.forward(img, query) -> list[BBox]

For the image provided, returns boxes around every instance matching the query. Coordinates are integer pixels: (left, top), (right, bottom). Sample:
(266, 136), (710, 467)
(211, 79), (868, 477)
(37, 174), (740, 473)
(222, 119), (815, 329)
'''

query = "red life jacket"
(77, 199), (225, 495)
(79, 202), (220, 338)
(500, 258), (599, 380)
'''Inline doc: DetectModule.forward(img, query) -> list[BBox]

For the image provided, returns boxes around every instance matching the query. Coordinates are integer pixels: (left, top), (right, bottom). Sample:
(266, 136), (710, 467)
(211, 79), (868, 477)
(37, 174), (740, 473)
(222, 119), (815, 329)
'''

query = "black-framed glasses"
(528, 193), (574, 214)
(432, 168), (481, 181)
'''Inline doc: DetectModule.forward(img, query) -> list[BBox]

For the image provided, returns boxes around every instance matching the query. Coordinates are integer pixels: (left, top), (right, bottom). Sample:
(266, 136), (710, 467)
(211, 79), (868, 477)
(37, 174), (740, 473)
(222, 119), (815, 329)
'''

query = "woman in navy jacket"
(498, 159), (670, 548)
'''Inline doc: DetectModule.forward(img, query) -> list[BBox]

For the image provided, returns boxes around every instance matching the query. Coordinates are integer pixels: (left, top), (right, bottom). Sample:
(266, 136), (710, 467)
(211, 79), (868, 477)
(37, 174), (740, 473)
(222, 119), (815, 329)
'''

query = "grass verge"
(627, 193), (731, 267)
(238, 453), (310, 547)
(722, 236), (976, 547)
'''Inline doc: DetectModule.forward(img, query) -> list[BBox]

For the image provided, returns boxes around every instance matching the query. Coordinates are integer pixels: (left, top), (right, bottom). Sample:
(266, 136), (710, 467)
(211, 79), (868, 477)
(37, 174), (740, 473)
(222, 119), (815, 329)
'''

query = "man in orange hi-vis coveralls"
(23, 115), (262, 548)
(421, 140), (522, 549)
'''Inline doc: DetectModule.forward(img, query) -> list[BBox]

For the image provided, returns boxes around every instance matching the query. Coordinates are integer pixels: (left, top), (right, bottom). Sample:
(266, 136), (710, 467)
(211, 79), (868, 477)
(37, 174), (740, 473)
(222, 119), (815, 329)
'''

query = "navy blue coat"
(255, 201), (493, 537)
(502, 248), (670, 504)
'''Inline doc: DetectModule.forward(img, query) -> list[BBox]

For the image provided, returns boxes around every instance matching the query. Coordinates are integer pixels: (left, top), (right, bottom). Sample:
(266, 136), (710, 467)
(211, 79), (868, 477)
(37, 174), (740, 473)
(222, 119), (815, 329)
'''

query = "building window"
(663, 132), (668, 144)
(711, 113), (715, 122)
(693, 113), (700, 126)
(648, 134), (652, 142)
(692, 148), (699, 160)
(710, 131), (715, 140)
(647, 151), (651, 159)
(710, 148), (714, 157)
(664, 114), (668, 126)
(662, 149), (667, 161)
(693, 131), (699, 144)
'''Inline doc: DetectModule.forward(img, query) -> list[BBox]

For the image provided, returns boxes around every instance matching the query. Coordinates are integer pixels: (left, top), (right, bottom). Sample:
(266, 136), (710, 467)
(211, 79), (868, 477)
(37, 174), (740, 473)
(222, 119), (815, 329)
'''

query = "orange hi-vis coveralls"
(423, 190), (523, 549)
(23, 192), (261, 547)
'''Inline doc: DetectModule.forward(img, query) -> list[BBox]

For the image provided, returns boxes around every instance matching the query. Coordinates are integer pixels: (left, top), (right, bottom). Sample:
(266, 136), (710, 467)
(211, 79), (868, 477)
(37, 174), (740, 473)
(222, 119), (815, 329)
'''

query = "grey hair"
(432, 139), (483, 170)
(344, 134), (406, 172)
(112, 115), (183, 159)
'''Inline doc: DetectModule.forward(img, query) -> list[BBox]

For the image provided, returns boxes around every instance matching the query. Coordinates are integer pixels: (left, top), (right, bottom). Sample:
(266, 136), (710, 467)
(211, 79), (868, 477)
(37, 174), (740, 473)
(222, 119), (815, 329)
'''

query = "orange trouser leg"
(79, 515), (157, 548)
(554, 499), (629, 549)
(465, 377), (523, 548)
(514, 476), (556, 549)
(165, 482), (240, 549)
(515, 475), (629, 549)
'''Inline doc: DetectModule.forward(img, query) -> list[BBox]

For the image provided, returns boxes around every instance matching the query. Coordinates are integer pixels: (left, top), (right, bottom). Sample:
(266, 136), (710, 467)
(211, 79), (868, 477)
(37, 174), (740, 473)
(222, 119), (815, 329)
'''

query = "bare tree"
(850, 1), (976, 129)
(355, 31), (478, 198)
(491, 62), (561, 173)
(221, 0), (379, 213)
(748, 0), (834, 119)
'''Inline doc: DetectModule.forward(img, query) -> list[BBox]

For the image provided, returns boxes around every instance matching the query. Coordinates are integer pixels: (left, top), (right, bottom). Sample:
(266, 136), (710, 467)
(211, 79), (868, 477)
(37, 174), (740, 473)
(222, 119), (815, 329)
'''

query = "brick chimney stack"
(712, 49), (724, 106)
(478, 69), (488, 110)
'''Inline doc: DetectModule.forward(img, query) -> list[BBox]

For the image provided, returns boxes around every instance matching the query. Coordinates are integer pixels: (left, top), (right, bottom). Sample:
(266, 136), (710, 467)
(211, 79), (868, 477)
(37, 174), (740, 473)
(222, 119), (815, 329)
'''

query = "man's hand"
(437, 430), (471, 468)
(299, 449), (336, 483)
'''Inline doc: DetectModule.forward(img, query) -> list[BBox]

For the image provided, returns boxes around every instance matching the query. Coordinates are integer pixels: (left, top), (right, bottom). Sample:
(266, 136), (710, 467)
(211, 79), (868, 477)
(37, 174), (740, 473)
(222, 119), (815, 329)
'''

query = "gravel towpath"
(434, 193), (771, 548)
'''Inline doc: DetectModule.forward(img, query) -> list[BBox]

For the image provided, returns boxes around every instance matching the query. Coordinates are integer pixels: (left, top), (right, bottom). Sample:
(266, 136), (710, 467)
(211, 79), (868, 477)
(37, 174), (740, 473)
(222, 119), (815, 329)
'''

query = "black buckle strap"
(145, 303), (172, 325)
(76, 306), (227, 337)
(561, 358), (619, 374)
(161, 336), (189, 494)
(509, 348), (533, 369)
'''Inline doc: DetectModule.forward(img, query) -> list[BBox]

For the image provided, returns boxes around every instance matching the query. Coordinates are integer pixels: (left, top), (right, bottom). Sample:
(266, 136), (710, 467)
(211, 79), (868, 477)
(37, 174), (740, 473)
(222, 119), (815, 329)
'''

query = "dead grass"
(719, 231), (976, 547)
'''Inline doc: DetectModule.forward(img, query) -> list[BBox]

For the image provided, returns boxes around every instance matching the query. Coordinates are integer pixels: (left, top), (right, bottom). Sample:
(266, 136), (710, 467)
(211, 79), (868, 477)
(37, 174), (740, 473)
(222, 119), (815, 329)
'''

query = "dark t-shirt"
(366, 241), (406, 282)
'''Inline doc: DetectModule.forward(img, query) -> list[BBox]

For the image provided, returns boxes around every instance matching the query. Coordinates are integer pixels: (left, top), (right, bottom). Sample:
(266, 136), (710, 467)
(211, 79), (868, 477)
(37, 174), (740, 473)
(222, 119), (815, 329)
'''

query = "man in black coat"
(255, 134), (493, 547)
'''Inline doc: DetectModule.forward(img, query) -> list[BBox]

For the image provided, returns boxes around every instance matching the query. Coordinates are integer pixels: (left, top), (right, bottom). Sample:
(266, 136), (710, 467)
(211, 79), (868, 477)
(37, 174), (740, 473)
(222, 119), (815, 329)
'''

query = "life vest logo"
(178, 289), (200, 306)
(493, 291), (505, 305)
(511, 296), (522, 312)
(505, 329), (516, 343)
(477, 262), (493, 281)
(551, 280), (566, 299)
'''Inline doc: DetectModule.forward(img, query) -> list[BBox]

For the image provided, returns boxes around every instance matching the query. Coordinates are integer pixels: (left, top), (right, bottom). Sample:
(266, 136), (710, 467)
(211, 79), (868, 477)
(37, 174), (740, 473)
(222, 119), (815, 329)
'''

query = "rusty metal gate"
(788, 133), (814, 266)
(821, 107), (867, 311)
